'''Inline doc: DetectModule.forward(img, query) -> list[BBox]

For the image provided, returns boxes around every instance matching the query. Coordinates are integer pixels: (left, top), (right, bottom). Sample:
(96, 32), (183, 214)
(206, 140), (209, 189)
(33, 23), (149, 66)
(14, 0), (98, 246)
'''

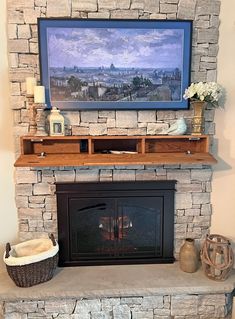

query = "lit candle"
(26, 77), (37, 95)
(34, 86), (45, 104)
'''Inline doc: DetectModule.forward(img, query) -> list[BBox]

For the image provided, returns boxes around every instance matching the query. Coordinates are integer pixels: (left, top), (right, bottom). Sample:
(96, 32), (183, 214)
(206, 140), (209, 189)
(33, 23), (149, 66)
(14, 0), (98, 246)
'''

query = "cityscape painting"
(38, 19), (192, 110)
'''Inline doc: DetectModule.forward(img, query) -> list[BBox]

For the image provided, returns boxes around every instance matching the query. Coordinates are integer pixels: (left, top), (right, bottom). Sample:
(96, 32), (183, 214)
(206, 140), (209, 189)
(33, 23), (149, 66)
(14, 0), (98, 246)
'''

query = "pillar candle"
(26, 77), (37, 95)
(34, 86), (45, 104)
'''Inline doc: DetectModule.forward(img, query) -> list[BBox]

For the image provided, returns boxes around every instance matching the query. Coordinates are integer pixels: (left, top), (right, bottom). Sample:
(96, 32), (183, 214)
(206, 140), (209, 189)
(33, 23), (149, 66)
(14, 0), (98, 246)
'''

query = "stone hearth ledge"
(0, 263), (235, 301)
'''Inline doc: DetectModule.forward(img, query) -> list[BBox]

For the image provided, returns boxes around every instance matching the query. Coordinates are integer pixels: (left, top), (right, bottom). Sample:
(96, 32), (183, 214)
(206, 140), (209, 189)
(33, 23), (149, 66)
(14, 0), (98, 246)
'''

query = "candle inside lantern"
(34, 86), (45, 104)
(26, 77), (37, 95)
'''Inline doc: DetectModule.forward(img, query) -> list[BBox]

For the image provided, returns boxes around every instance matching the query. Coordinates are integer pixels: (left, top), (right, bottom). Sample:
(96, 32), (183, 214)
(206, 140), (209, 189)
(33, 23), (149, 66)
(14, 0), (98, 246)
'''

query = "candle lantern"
(47, 107), (65, 136)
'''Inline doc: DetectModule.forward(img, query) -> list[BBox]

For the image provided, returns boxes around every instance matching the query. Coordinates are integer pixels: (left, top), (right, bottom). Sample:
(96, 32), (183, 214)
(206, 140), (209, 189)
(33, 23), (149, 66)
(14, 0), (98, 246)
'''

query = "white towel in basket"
(3, 238), (59, 266)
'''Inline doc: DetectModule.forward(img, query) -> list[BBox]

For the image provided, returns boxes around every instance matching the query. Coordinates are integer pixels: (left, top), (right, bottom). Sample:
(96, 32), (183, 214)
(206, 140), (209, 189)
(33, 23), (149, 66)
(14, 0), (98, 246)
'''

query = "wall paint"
(0, 1), (234, 271)
(0, 1), (18, 271)
(211, 0), (235, 246)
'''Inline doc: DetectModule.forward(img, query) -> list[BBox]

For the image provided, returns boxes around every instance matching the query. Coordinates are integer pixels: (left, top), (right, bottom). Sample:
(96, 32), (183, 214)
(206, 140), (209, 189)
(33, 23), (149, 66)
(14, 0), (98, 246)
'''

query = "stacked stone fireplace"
(9, 0), (219, 259)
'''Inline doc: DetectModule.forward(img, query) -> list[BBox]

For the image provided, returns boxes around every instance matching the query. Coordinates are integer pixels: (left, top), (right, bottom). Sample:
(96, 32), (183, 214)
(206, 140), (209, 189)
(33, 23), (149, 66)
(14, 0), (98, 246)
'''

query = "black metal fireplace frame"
(56, 181), (176, 267)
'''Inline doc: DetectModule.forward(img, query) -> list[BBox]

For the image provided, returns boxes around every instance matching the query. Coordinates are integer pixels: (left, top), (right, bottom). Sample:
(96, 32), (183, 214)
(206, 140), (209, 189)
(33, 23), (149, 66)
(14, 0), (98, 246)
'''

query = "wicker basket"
(200, 234), (234, 281)
(4, 234), (59, 288)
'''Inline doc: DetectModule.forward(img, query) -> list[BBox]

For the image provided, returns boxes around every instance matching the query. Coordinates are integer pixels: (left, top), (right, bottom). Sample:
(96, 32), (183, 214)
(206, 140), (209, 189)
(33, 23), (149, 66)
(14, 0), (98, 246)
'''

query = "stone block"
(138, 111), (156, 123)
(192, 192), (210, 205)
(131, 0), (144, 10)
(72, 126), (89, 135)
(116, 111), (137, 128)
(136, 169), (156, 181)
(201, 204), (212, 216)
(197, 29), (219, 44)
(81, 111), (98, 123)
(120, 298), (142, 305)
(88, 11), (110, 18)
(206, 69), (217, 82)
(167, 170), (190, 183)
(199, 294), (225, 306)
(75, 299), (101, 313)
(47, 0), (72, 16)
(107, 119), (116, 128)
(8, 10), (24, 24)
(160, 3), (177, 13)
(196, 0), (220, 15)
(29, 42), (38, 54)
(185, 208), (200, 216)
(111, 10), (139, 19)
(177, 0), (196, 19)
(76, 169), (99, 182)
(127, 128), (146, 135)
(171, 295), (198, 316)
(116, 0), (131, 9)
(150, 13), (166, 19)
(157, 111), (176, 120)
(89, 123), (107, 135)
(15, 169), (37, 184)
(33, 183), (51, 195)
(132, 311), (154, 319)
(141, 296), (164, 310)
(193, 215), (210, 227)
(19, 54), (38, 68)
(8, 24), (17, 39)
(54, 170), (75, 182)
(102, 298), (120, 311)
(73, 0), (97, 11)
(18, 24), (31, 39)
(91, 311), (112, 319)
(98, 0), (117, 9)
(15, 196), (29, 208)
(9, 53), (18, 68)
(45, 300), (76, 314)
(99, 111), (115, 118)
(10, 95), (25, 110)
(144, 0), (160, 12)
(9, 68), (35, 82)
(113, 170), (135, 181)
(191, 169), (212, 182)
(108, 128), (128, 135)
(35, 0), (47, 5)
(23, 8), (41, 24)
(5, 301), (38, 313)
(175, 193), (192, 209)
(113, 305), (131, 319)
(147, 123), (169, 135)
(18, 207), (43, 219)
(8, 39), (29, 53)
(62, 112), (80, 126)
(15, 184), (33, 195)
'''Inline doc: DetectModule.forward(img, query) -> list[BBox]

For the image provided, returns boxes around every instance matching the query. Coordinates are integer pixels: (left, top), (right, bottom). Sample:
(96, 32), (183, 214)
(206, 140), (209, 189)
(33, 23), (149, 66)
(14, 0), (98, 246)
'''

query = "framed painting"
(38, 18), (192, 110)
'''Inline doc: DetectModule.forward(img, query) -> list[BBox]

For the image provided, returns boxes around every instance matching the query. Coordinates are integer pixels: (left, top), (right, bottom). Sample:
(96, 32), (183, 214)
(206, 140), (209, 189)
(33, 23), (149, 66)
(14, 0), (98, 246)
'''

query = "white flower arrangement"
(183, 82), (223, 107)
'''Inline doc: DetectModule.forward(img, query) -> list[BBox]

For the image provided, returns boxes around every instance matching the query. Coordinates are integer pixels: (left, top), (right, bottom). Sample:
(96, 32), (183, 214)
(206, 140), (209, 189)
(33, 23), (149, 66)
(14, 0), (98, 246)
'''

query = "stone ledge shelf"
(1, 263), (234, 318)
(0, 263), (234, 301)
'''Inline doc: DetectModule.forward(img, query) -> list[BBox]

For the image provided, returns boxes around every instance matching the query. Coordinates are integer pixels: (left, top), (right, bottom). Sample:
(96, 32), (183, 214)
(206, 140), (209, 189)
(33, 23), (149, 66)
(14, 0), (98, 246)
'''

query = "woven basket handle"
(49, 234), (56, 246)
(5, 243), (11, 258)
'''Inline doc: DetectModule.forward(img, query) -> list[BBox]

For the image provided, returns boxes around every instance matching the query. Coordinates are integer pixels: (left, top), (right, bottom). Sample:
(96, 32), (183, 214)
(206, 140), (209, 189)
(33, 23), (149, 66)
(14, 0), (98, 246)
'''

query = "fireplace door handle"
(114, 219), (119, 239)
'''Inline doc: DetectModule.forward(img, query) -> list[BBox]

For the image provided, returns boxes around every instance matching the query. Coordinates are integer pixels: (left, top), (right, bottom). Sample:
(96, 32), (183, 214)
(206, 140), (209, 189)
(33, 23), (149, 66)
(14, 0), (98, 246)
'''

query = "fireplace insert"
(56, 181), (176, 266)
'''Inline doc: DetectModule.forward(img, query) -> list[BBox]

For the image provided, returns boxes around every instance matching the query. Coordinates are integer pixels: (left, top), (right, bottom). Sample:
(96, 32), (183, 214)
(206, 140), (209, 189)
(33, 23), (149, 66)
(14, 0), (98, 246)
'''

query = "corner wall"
(211, 0), (235, 244)
(0, 0), (18, 270)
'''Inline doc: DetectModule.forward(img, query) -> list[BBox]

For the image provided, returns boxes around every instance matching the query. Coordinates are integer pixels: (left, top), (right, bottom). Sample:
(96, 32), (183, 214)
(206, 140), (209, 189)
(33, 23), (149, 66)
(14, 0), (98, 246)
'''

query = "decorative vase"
(179, 238), (199, 273)
(191, 100), (204, 135)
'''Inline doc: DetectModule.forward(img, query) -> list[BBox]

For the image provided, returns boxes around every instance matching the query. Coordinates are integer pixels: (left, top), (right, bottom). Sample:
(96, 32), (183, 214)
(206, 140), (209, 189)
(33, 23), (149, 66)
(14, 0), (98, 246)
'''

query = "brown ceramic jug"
(179, 238), (199, 273)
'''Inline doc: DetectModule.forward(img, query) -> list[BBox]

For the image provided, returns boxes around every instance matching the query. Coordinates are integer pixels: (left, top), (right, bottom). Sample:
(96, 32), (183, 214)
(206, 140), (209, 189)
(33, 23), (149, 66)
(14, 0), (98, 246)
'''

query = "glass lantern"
(47, 107), (65, 136)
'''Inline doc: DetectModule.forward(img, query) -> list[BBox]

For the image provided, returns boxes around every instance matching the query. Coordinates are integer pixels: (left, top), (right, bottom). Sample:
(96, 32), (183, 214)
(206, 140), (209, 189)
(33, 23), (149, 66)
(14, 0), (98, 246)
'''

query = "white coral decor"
(183, 82), (222, 107)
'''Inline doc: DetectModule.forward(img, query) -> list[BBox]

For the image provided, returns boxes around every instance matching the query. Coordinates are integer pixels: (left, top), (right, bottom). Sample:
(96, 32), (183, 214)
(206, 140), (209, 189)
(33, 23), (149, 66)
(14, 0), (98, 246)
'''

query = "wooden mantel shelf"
(14, 135), (217, 167)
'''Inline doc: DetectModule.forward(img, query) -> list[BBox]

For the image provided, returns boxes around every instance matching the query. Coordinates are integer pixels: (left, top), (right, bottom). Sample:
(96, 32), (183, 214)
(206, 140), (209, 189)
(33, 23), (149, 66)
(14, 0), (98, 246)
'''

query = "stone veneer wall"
(7, 0), (221, 255)
(0, 293), (233, 319)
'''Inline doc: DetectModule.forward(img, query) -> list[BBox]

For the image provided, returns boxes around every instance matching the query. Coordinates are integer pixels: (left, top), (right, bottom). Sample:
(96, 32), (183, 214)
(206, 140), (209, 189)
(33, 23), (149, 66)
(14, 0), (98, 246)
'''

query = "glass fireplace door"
(69, 196), (163, 262)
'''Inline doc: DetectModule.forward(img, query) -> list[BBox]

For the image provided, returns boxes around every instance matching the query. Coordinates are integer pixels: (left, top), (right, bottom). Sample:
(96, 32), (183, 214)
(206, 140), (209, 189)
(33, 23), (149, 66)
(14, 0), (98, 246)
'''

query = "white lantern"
(47, 107), (65, 136)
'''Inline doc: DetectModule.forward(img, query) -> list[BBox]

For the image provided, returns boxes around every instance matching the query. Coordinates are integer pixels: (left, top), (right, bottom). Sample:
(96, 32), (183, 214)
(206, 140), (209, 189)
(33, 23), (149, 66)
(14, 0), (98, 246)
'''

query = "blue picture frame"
(38, 18), (192, 110)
